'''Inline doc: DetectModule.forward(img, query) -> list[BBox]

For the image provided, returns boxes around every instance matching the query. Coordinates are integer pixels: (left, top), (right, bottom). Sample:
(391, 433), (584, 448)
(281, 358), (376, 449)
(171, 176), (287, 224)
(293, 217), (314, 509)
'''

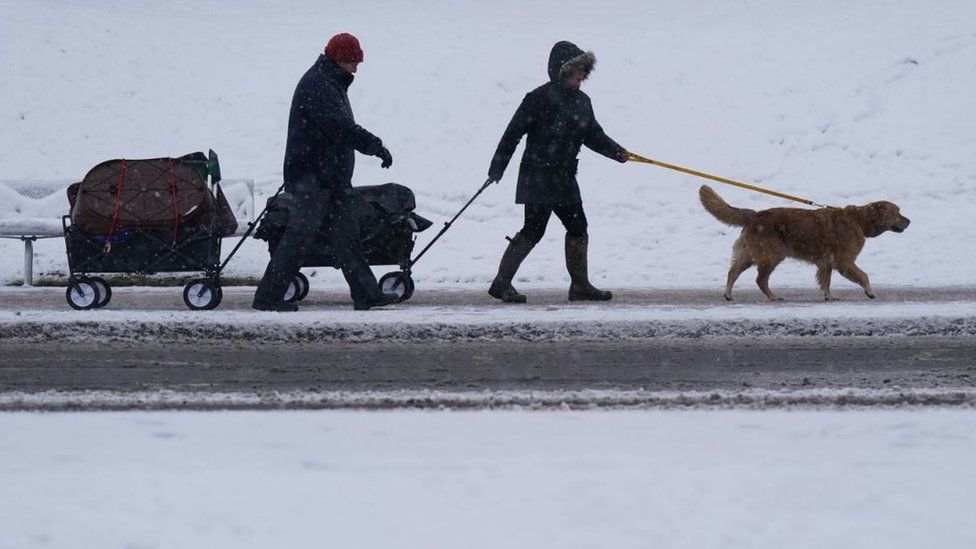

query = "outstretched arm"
(584, 106), (627, 162)
(488, 93), (542, 181)
(325, 99), (385, 156)
(302, 88), (385, 156)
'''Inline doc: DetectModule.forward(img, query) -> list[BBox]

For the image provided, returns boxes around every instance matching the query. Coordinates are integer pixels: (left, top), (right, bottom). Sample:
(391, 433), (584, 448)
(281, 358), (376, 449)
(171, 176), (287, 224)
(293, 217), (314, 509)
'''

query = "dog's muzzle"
(891, 216), (911, 233)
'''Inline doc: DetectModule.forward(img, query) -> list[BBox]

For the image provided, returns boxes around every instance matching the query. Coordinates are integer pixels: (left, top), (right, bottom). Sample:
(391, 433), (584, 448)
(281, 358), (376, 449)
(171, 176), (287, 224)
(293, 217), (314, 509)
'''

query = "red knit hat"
(325, 33), (364, 63)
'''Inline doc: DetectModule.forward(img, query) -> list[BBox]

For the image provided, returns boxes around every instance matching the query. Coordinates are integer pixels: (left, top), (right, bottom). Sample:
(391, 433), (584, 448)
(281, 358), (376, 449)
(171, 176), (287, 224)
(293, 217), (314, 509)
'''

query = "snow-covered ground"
(2, 0), (974, 289)
(1, 287), (974, 341)
(2, 410), (975, 548)
(3, 4), (975, 546)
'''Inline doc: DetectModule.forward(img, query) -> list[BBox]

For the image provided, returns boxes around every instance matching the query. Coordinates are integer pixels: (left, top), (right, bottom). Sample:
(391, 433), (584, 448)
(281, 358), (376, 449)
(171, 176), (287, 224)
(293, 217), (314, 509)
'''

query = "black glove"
(487, 168), (503, 184)
(377, 148), (393, 169)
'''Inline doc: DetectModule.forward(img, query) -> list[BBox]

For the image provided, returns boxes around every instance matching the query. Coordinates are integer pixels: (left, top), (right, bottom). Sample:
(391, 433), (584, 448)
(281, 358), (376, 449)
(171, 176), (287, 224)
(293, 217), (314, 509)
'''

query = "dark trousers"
(519, 203), (588, 244)
(254, 188), (380, 304)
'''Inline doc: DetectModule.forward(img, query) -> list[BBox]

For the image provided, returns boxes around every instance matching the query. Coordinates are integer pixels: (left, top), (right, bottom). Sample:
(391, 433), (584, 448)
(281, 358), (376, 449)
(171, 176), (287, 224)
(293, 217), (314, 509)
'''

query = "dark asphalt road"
(2, 337), (973, 395)
(2, 286), (974, 409)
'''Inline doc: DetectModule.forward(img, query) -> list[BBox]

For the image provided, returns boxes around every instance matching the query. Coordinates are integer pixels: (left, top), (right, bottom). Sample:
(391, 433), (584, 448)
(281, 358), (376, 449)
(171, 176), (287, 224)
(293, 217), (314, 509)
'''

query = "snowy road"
(1, 286), (974, 410)
(0, 287), (976, 410)
(1, 336), (975, 410)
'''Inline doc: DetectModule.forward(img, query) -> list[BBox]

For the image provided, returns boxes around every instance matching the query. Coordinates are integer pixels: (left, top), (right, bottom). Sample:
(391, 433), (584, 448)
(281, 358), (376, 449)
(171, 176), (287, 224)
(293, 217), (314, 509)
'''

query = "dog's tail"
(699, 185), (756, 227)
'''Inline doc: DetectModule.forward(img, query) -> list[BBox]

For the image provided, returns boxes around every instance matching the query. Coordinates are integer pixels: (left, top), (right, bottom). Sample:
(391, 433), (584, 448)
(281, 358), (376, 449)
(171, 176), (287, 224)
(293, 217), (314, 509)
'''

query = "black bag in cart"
(253, 182), (432, 302)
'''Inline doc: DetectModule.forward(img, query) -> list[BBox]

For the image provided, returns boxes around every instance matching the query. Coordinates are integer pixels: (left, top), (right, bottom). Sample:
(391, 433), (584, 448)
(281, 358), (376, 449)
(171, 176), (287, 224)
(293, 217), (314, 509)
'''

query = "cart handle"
(217, 184), (285, 273)
(409, 178), (493, 268)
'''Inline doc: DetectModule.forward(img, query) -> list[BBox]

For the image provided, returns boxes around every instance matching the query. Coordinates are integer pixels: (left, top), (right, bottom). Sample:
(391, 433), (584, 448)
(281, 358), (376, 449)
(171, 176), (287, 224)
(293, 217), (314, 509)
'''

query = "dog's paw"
(824, 295), (840, 302)
(724, 294), (734, 301)
(866, 292), (876, 299)
(768, 296), (785, 302)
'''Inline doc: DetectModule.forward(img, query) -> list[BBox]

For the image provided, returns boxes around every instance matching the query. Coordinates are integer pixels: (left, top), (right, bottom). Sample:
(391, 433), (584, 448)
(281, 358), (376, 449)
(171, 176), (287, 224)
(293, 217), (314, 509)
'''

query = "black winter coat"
(283, 55), (384, 193)
(488, 41), (626, 205)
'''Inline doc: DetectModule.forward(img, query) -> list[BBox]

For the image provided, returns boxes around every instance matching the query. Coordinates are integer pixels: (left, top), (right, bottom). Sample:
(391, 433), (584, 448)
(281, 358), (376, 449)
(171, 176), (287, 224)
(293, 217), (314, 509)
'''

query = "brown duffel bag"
(70, 152), (234, 237)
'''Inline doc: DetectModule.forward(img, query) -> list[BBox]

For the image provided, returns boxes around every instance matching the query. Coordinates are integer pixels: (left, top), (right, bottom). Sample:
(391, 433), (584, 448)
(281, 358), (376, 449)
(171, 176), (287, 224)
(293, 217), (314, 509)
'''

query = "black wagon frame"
(63, 150), (230, 310)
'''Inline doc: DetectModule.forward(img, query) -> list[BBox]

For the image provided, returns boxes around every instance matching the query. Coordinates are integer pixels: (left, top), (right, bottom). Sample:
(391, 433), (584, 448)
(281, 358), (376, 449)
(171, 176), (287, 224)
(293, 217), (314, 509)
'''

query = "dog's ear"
(862, 201), (900, 236)
(854, 202), (885, 237)
(870, 202), (887, 218)
(878, 201), (910, 233)
(872, 201), (898, 226)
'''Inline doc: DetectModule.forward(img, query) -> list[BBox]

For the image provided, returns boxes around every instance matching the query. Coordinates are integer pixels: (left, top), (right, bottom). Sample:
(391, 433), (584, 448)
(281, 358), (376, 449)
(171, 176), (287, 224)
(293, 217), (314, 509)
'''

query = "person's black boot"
(353, 292), (400, 311)
(566, 235), (612, 301)
(252, 300), (299, 312)
(488, 233), (535, 303)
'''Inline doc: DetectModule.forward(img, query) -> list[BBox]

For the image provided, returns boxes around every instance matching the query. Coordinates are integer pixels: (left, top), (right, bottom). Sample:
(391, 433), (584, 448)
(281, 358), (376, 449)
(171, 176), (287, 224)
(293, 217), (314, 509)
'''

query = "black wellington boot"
(353, 292), (400, 311)
(488, 233), (535, 303)
(566, 235), (612, 301)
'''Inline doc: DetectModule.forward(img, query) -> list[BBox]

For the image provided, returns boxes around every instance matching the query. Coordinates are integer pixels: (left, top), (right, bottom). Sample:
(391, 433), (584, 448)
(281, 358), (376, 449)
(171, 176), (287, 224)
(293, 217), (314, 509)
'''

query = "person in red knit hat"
(253, 32), (396, 312)
(325, 32), (364, 69)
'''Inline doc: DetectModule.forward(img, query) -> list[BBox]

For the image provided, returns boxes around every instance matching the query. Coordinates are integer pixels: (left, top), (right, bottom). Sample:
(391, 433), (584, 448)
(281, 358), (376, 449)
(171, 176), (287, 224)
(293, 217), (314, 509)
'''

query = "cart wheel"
(379, 271), (415, 303)
(401, 276), (415, 301)
(183, 278), (222, 310)
(283, 273), (309, 303)
(66, 279), (101, 311)
(294, 272), (310, 301)
(213, 284), (224, 309)
(283, 278), (299, 302)
(87, 277), (112, 308)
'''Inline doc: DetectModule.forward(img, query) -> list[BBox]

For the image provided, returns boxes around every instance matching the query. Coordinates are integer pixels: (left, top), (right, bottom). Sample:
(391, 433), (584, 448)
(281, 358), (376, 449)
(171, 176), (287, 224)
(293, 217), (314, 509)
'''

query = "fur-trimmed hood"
(547, 41), (596, 82)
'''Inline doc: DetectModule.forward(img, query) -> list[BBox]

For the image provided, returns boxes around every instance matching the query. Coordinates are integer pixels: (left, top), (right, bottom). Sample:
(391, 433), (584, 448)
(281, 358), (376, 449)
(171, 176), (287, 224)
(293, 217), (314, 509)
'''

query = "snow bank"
(1, 300), (973, 342)
(3, 387), (976, 412)
(1, 0), (974, 290)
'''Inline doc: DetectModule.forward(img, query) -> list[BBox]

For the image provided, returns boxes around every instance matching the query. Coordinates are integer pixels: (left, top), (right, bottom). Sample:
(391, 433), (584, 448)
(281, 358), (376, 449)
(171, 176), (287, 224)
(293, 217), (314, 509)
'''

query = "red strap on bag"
(104, 159), (126, 252)
(167, 158), (180, 245)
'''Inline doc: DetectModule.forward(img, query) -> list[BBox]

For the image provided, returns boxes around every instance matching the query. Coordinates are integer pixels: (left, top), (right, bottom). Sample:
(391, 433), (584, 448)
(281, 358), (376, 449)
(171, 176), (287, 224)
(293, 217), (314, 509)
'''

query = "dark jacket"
(489, 41), (625, 205)
(283, 55), (384, 193)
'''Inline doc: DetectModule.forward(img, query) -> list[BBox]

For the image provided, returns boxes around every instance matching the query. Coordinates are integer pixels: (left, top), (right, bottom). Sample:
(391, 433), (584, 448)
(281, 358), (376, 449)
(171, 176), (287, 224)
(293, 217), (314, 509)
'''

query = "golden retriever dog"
(699, 185), (910, 301)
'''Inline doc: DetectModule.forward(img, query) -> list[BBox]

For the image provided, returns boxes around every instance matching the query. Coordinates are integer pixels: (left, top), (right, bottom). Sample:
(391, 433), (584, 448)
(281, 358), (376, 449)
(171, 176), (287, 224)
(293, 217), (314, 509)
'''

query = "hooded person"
(486, 41), (629, 303)
(252, 33), (398, 312)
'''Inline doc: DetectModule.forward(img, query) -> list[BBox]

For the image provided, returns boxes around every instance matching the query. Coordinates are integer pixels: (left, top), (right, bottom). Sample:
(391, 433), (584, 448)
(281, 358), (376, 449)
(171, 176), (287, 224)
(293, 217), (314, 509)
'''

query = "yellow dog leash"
(625, 151), (830, 208)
